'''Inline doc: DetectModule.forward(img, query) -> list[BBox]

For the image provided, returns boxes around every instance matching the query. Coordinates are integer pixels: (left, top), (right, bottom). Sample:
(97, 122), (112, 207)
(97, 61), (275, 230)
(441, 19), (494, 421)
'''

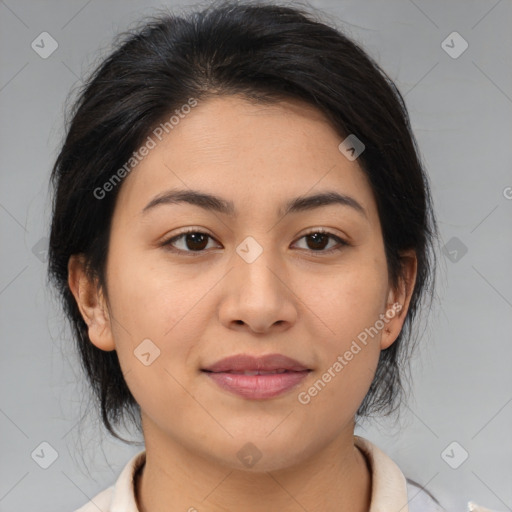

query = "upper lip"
(202, 353), (311, 372)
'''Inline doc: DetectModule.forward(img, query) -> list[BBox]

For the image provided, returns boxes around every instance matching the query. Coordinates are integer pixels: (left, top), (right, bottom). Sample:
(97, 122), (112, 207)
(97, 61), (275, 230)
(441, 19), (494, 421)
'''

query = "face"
(69, 95), (416, 471)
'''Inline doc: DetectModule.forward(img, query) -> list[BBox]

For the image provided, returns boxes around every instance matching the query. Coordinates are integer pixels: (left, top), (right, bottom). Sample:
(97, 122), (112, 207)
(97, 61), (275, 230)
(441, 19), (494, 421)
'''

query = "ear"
(67, 254), (115, 352)
(380, 249), (418, 350)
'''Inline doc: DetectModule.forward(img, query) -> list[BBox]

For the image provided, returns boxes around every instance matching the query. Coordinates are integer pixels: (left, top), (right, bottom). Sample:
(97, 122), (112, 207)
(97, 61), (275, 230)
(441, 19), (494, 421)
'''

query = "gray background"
(1, 0), (511, 511)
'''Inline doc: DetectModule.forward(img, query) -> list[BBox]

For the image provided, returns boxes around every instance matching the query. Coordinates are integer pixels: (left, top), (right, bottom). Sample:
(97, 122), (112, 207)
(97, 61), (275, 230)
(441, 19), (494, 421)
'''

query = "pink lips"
(201, 353), (312, 400)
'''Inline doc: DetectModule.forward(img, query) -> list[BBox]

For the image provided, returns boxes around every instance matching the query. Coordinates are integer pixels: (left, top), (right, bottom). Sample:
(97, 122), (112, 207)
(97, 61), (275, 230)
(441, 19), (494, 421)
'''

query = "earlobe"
(67, 254), (116, 352)
(380, 250), (418, 350)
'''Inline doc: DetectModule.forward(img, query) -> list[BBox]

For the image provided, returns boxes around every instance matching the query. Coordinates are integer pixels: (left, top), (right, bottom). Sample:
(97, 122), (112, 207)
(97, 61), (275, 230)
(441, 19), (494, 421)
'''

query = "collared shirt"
(74, 435), (446, 512)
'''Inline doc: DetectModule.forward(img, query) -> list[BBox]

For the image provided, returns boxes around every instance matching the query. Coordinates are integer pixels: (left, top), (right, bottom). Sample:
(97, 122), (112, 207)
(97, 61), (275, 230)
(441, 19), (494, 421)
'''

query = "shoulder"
(73, 485), (114, 512)
(406, 479), (447, 512)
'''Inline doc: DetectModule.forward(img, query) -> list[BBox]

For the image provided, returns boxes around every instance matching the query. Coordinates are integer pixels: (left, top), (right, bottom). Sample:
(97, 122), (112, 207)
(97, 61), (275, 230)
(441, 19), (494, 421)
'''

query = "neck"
(135, 420), (371, 512)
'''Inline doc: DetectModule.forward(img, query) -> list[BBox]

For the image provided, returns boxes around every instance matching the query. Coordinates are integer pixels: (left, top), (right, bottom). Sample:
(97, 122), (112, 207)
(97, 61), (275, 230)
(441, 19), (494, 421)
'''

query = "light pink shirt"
(74, 435), (446, 512)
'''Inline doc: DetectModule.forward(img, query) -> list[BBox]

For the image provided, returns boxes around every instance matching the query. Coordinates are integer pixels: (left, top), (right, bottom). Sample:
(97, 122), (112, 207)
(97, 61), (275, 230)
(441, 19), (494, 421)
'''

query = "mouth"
(201, 353), (311, 373)
(202, 369), (303, 375)
(201, 354), (312, 399)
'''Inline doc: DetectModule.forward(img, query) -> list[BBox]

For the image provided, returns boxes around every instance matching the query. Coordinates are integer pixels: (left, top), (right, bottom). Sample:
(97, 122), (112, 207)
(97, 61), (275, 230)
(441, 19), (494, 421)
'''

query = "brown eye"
(161, 230), (220, 253)
(161, 228), (348, 256)
(294, 230), (348, 253)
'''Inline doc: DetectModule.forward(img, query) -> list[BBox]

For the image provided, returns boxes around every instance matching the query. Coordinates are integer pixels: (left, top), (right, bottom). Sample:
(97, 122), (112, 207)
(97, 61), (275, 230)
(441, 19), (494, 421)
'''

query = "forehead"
(112, 94), (377, 223)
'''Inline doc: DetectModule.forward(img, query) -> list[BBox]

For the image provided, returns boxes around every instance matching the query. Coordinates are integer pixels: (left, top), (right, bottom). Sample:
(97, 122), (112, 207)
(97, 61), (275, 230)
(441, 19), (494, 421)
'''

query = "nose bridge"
(234, 235), (284, 302)
(221, 235), (296, 331)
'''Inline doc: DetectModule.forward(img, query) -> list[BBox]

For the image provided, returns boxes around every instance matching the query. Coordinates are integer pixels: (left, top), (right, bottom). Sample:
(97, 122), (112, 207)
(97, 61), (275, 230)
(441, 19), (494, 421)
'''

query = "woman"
(48, 1), (448, 510)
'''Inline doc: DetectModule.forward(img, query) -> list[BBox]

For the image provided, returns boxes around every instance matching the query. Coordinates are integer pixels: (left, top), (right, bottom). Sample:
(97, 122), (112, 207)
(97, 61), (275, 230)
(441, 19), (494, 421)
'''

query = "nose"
(218, 249), (298, 334)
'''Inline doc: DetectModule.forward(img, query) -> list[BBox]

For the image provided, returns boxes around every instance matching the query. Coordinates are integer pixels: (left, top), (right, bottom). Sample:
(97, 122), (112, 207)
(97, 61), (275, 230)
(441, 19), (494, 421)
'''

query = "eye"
(293, 228), (349, 254)
(160, 228), (349, 255)
(161, 229), (220, 254)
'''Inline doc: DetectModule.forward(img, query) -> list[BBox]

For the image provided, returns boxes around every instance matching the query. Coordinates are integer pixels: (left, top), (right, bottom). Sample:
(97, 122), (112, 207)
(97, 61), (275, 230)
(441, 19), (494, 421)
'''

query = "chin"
(216, 435), (315, 473)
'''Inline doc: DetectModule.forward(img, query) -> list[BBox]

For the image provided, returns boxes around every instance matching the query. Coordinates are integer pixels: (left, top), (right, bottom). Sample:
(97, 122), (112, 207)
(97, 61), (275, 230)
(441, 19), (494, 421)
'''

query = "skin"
(68, 94), (417, 512)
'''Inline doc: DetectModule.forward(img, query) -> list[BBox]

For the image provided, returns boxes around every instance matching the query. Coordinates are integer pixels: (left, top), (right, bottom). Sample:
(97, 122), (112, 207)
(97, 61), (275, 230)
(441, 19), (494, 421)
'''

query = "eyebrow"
(141, 188), (367, 219)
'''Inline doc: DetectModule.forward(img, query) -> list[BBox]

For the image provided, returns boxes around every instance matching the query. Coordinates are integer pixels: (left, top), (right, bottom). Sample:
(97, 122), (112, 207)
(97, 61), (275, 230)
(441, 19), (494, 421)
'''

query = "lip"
(202, 353), (310, 373)
(201, 353), (312, 400)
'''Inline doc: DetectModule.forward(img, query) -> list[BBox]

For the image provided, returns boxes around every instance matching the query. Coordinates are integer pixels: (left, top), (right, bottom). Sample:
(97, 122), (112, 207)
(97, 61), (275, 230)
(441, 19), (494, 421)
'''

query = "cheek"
(301, 258), (389, 343)
(105, 249), (203, 416)
(107, 240), (183, 318)
(297, 254), (388, 403)
(104, 243), (196, 359)
(298, 289), (384, 423)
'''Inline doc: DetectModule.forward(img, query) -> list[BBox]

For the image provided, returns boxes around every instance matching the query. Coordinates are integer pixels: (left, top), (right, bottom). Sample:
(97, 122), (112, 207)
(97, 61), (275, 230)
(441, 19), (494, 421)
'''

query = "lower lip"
(203, 371), (310, 399)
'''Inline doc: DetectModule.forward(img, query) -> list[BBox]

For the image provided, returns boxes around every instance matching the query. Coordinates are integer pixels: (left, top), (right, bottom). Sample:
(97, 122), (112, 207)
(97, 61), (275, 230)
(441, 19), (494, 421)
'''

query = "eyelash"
(160, 228), (349, 257)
